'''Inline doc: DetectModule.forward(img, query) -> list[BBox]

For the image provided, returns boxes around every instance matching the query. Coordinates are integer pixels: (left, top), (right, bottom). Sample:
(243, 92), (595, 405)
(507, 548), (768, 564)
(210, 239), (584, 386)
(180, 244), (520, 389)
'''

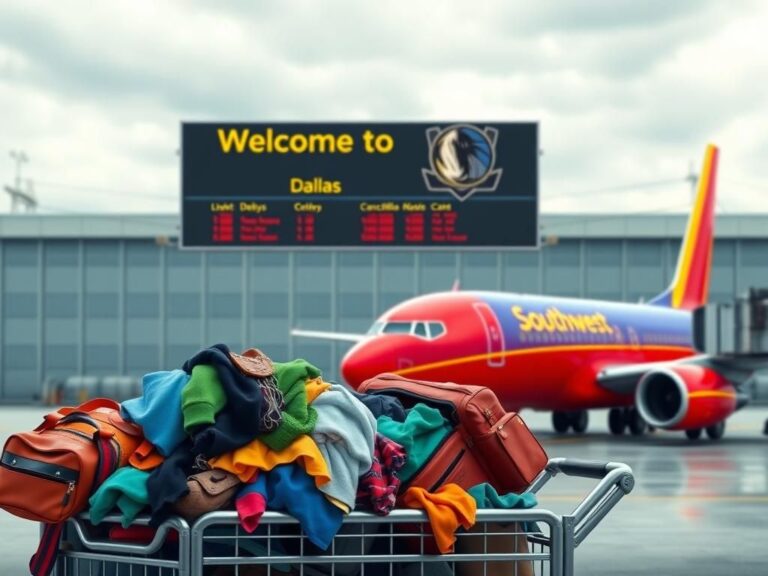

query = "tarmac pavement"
(0, 405), (766, 575)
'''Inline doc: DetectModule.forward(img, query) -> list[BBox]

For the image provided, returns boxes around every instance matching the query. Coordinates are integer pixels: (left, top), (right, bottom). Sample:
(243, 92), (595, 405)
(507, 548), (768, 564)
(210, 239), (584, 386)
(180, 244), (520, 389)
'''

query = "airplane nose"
(341, 338), (406, 388)
(340, 345), (368, 389)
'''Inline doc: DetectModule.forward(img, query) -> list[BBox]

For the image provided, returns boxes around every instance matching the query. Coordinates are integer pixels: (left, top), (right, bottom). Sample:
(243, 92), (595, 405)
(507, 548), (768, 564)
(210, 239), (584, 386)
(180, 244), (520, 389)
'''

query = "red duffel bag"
(359, 373), (548, 495)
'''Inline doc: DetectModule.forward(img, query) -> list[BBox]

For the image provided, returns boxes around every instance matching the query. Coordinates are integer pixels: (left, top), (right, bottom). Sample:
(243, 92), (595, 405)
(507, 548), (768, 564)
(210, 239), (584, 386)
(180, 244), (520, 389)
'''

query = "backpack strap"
(35, 398), (121, 431)
(28, 415), (120, 576)
(72, 398), (121, 412)
(29, 522), (65, 576)
(93, 424), (119, 492)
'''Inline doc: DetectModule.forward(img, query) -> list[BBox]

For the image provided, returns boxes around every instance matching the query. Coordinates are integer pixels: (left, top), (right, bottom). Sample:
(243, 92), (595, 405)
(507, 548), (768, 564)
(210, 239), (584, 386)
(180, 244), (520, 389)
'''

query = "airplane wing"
(595, 354), (766, 396)
(596, 356), (711, 395)
(593, 355), (759, 433)
(290, 329), (367, 343)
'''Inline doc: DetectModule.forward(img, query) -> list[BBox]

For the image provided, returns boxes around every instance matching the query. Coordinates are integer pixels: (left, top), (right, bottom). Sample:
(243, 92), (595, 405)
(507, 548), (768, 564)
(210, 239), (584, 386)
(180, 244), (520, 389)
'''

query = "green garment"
(181, 364), (227, 431)
(467, 483), (538, 509)
(258, 359), (322, 452)
(88, 467), (150, 528)
(377, 404), (452, 483)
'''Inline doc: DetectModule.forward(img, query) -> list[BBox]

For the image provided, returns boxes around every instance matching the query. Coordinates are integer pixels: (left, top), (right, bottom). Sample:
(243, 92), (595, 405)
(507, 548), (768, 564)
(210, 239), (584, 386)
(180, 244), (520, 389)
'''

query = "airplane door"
(473, 302), (506, 367)
(628, 327), (641, 351)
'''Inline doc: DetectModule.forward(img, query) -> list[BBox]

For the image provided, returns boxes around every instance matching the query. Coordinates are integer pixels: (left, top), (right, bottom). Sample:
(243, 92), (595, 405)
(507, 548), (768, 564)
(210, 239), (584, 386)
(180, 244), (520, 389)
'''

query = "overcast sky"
(0, 0), (766, 215)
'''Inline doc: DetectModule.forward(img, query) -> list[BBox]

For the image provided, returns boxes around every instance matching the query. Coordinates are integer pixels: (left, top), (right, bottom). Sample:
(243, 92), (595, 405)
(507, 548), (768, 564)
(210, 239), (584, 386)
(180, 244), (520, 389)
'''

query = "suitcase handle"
(57, 413), (114, 439)
(37, 398), (121, 430)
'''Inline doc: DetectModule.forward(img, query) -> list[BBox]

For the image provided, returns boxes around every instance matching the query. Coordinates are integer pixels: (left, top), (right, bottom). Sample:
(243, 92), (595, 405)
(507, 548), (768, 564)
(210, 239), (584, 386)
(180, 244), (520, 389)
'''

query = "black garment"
(348, 388), (406, 422)
(146, 440), (197, 526)
(183, 343), (284, 457)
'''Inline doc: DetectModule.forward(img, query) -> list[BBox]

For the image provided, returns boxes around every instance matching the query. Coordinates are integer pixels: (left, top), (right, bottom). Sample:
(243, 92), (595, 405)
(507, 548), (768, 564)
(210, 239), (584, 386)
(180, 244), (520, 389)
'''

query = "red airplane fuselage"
(341, 291), (694, 411)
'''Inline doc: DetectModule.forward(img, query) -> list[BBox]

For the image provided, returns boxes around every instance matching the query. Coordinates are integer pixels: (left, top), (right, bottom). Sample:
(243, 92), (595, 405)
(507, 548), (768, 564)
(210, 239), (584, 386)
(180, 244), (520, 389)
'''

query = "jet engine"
(635, 365), (737, 430)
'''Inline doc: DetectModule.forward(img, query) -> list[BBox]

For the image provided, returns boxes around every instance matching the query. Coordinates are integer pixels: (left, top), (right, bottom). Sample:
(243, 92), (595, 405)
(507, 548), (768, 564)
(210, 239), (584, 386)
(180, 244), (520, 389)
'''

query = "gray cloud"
(509, 0), (710, 32)
(0, 0), (766, 215)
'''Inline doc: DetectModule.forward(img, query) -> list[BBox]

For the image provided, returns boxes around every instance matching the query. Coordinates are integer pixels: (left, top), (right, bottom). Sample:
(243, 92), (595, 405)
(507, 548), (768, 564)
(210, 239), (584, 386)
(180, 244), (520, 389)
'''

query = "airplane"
(293, 144), (761, 440)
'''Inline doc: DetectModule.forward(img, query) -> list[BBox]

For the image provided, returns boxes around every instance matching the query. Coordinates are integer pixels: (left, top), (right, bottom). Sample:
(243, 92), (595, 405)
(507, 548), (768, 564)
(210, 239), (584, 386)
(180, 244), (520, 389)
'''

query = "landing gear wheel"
(570, 410), (589, 434)
(552, 411), (570, 434)
(685, 428), (703, 440)
(608, 408), (626, 435)
(705, 421), (726, 440)
(627, 408), (647, 436)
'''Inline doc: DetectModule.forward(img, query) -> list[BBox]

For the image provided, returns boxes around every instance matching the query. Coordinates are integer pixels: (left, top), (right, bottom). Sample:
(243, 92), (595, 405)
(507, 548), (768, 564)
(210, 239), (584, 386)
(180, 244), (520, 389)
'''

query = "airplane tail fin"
(648, 144), (719, 310)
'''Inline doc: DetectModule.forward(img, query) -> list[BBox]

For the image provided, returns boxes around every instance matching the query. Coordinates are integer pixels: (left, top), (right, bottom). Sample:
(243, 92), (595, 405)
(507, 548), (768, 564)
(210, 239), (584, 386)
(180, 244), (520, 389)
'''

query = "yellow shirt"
(305, 377), (331, 404)
(325, 495), (351, 514)
(210, 434), (331, 485)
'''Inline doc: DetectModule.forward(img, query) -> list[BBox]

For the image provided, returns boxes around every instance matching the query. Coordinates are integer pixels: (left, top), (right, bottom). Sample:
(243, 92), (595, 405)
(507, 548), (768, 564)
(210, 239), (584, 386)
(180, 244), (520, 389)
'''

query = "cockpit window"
(369, 320), (447, 340)
(366, 322), (384, 335)
(428, 322), (445, 338)
(381, 321), (412, 334)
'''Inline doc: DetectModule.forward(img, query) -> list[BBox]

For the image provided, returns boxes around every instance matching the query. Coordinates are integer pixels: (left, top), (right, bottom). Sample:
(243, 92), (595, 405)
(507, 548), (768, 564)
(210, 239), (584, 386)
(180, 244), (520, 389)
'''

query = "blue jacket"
(237, 464), (344, 550)
(121, 370), (189, 456)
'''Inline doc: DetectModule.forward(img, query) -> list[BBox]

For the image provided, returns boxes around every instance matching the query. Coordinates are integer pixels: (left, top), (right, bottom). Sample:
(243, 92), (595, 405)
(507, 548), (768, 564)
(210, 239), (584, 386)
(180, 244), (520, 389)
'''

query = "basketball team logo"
(422, 124), (503, 202)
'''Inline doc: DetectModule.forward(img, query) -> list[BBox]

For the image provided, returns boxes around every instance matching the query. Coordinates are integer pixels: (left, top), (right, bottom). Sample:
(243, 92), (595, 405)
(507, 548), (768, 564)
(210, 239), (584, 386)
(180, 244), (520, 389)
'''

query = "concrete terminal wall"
(1, 213), (767, 401)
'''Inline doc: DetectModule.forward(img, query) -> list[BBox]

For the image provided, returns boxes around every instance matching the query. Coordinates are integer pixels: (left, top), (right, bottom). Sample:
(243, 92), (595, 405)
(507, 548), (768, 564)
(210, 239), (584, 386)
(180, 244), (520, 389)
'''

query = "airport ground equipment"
(42, 375), (141, 405)
(52, 458), (633, 576)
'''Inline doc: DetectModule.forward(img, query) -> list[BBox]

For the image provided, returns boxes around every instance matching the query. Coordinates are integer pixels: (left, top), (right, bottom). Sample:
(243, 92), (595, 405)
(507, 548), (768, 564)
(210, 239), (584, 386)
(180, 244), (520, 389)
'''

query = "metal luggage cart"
(53, 515), (191, 576)
(189, 458), (634, 576)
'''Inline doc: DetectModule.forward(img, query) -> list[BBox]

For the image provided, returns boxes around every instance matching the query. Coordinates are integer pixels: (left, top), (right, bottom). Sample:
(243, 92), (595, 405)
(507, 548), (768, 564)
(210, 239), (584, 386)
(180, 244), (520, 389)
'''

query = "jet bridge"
(694, 288), (768, 416)
(694, 288), (768, 356)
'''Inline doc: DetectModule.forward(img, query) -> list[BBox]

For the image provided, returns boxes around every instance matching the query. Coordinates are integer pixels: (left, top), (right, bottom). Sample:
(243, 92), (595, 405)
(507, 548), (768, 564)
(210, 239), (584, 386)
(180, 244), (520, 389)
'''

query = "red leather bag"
(359, 373), (548, 494)
(0, 398), (142, 523)
(0, 398), (143, 576)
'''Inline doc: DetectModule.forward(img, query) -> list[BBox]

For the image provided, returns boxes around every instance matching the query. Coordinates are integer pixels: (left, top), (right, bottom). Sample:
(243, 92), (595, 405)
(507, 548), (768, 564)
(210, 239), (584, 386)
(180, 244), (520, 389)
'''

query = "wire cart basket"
(54, 458), (634, 576)
(53, 516), (190, 576)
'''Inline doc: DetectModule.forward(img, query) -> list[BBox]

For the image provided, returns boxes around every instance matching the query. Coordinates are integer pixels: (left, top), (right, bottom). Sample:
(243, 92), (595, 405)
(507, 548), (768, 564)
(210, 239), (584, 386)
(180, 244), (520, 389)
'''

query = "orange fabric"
(128, 440), (165, 471)
(209, 434), (331, 486)
(402, 484), (477, 554)
(305, 377), (331, 404)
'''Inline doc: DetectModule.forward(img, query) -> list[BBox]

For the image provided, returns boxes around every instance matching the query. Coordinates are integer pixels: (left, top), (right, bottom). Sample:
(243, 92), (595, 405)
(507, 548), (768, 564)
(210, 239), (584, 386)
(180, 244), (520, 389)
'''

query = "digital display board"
(181, 122), (538, 249)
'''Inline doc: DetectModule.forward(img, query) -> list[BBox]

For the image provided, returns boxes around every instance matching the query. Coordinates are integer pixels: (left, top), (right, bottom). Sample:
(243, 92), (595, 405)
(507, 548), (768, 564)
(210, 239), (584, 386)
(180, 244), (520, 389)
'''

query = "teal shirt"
(377, 404), (452, 483)
(468, 483), (538, 509)
(89, 467), (150, 528)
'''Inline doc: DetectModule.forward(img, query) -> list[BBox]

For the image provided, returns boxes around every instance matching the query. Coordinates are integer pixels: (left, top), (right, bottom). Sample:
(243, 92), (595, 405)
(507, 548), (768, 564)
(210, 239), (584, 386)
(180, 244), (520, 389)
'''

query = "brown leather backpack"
(0, 398), (144, 576)
(359, 374), (548, 495)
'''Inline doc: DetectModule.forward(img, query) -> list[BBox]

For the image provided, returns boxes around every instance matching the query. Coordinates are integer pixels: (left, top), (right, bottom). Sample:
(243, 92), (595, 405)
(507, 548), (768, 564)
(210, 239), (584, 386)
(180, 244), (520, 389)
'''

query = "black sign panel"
(181, 122), (538, 249)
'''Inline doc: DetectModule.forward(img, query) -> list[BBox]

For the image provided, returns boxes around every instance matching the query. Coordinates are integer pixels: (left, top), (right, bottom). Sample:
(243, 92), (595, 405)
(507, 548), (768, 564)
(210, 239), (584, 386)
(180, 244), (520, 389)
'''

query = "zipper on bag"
(427, 449), (466, 492)
(61, 482), (76, 506)
(369, 387), (460, 424)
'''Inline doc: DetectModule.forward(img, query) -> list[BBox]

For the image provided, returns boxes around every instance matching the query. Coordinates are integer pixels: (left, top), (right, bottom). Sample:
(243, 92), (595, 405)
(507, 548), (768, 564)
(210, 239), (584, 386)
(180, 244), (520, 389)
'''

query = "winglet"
(649, 144), (719, 310)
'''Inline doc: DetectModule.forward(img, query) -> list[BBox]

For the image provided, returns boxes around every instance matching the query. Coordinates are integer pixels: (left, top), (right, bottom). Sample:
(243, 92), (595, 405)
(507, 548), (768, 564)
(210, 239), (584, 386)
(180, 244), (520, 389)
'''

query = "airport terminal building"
(0, 213), (766, 402)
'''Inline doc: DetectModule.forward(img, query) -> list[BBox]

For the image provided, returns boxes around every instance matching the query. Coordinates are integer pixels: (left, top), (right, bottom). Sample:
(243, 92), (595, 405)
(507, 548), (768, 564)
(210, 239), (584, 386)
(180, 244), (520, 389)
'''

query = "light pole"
(4, 150), (37, 213)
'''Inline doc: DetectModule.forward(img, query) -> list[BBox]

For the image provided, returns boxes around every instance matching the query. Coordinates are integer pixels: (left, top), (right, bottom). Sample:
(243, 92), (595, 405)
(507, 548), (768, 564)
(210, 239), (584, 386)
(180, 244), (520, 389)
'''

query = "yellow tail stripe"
(671, 145), (715, 308)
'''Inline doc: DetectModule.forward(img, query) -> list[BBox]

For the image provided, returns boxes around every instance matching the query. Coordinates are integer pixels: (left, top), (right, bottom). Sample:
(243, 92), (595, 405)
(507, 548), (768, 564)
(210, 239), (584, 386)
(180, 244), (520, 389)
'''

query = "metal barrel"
(61, 375), (100, 405)
(99, 375), (141, 402)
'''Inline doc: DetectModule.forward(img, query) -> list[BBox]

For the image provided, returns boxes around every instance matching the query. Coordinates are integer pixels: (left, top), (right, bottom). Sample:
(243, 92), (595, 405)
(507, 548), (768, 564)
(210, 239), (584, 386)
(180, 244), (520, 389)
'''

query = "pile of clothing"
(88, 344), (536, 554)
